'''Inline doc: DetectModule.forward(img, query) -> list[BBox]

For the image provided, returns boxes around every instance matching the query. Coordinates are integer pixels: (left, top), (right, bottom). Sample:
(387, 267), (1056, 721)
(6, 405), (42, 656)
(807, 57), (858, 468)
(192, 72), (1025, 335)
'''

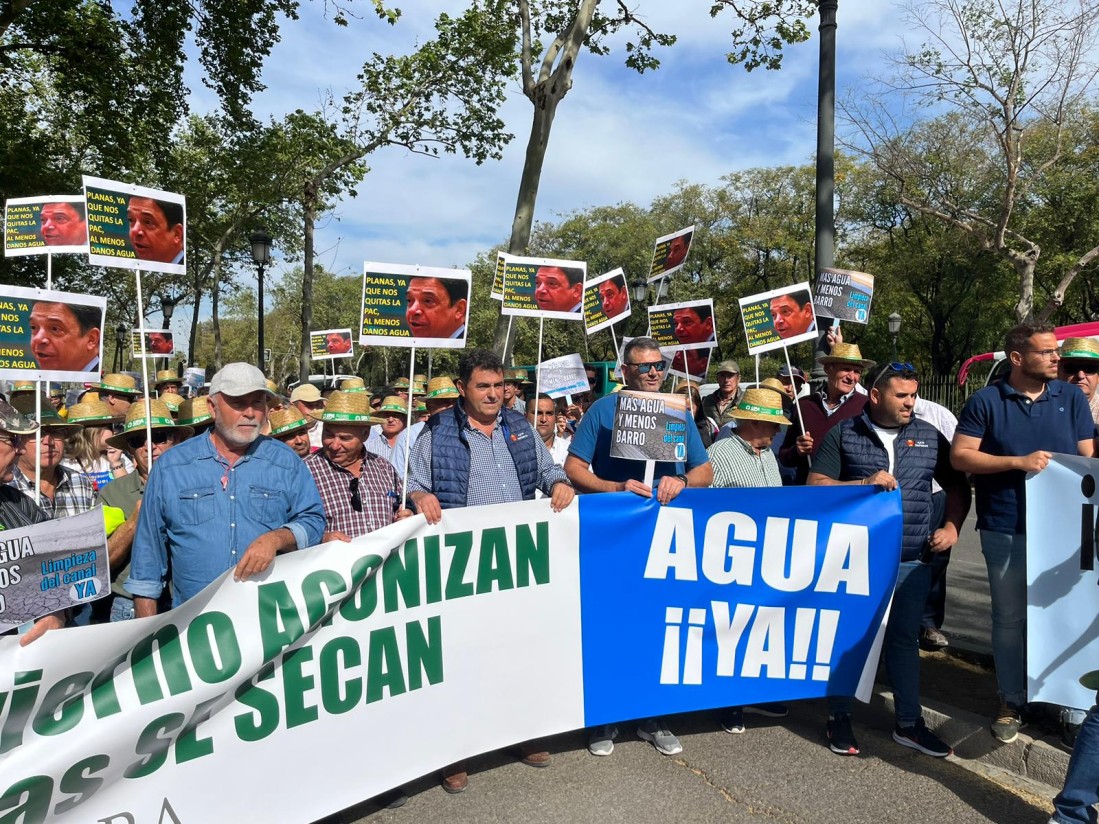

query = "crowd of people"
(1, 323), (1097, 821)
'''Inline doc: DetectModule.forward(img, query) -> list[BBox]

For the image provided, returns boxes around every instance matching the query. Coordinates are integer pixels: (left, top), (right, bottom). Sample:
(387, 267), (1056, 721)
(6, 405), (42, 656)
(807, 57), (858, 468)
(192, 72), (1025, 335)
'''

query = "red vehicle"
(957, 321), (1099, 386)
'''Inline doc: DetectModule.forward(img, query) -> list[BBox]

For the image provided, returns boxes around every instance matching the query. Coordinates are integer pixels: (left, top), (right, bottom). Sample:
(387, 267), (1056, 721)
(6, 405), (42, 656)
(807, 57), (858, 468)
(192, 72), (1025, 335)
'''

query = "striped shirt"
(305, 449), (403, 538)
(708, 434), (782, 489)
(0, 486), (48, 530)
(10, 465), (97, 519)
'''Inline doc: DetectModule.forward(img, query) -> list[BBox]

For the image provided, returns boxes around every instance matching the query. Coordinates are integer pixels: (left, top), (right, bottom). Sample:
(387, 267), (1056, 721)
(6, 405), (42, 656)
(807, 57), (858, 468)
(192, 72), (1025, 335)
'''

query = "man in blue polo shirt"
(564, 336), (712, 758)
(952, 323), (1095, 744)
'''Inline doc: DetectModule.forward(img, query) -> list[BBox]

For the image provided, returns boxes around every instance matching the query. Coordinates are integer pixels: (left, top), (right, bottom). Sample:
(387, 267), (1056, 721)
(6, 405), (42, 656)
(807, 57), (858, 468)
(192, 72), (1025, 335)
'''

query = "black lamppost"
(888, 312), (902, 361)
(114, 322), (127, 372)
(249, 230), (273, 370)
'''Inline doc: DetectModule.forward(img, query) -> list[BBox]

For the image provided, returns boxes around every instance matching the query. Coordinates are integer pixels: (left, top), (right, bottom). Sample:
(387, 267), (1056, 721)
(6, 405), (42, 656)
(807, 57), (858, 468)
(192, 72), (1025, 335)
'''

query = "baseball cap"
(716, 360), (740, 375)
(778, 365), (807, 382)
(208, 363), (273, 398)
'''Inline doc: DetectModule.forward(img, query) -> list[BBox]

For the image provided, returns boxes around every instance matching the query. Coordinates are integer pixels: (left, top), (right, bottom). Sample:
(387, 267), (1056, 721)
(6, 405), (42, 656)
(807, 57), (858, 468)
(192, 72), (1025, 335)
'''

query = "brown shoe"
(441, 763), (468, 794)
(519, 744), (551, 768)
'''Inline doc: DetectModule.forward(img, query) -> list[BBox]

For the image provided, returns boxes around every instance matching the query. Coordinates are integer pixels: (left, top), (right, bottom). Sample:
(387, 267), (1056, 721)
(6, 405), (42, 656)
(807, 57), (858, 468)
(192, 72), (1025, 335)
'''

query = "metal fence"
(917, 374), (976, 417)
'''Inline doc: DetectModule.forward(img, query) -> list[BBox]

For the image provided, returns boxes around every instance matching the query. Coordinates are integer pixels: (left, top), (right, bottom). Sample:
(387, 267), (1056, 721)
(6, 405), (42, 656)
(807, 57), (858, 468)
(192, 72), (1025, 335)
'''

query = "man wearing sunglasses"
(98, 399), (192, 621)
(1057, 336), (1099, 426)
(565, 337), (713, 759)
(809, 362), (971, 759)
(953, 323), (1095, 745)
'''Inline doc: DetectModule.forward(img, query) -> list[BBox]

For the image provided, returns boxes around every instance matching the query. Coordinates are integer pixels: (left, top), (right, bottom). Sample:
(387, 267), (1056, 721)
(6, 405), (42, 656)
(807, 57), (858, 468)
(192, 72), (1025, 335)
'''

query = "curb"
(874, 685), (1072, 792)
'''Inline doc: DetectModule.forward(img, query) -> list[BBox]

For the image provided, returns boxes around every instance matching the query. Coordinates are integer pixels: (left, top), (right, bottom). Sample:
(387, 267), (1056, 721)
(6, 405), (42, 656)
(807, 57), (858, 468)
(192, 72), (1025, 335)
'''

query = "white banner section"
(0, 501), (583, 823)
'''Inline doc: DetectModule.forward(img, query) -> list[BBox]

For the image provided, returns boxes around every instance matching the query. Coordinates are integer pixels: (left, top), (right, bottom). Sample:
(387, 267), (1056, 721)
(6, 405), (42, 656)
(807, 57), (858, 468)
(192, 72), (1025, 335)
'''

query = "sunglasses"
(349, 477), (362, 512)
(870, 362), (918, 390)
(1064, 362), (1099, 375)
(125, 430), (174, 449)
(627, 359), (668, 374)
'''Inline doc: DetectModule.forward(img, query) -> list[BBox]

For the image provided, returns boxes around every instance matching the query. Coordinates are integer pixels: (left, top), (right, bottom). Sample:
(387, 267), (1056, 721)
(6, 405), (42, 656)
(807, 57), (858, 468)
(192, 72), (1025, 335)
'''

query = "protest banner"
(4, 196), (88, 257)
(647, 226), (694, 282)
(0, 285), (106, 382)
(648, 299), (716, 351)
(501, 255), (586, 321)
(490, 251), (514, 301)
(310, 328), (354, 360)
(739, 283), (818, 355)
(0, 508), (109, 633)
(537, 353), (590, 399)
(814, 268), (875, 324)
(0, 489), (900, 824)
(1026, 454), (1099, 711)
(82, 176), (186, 276)
(182, 367), (205, 393)
(130, 329), (175, 359)
(609, 390), (691, 463)
(670, 347), (714, 381)
(358, 263), (471, 349)
(583, 268), (631, 333)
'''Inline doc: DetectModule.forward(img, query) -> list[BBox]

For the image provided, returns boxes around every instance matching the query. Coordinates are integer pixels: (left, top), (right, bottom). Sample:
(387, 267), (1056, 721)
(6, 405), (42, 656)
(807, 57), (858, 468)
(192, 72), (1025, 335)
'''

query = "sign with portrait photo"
(501, 255), (586, 321)
(647, 225), (694, 282)
(82, 176), (186, 276)
(130, 329), (175, 359)
(648, 299), (716, 351)
(0, 285), (105, 381)
(583, 268), (631, 334)
(4, 195), (89, 257)
(814, 267), (875, 324)
(608, 390), (691, 463)
(359, 262), (471, 349)
(669, 347), (714, 381)
(311, 328), (354, 360)
(739, 282), (818, 355)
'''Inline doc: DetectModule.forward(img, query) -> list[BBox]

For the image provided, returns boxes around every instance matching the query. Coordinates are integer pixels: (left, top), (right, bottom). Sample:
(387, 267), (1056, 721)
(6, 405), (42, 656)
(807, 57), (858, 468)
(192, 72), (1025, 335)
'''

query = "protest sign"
(0, 490), (899, 824)
(648, 299), (716, 352)
(0, 285), (106, 381)
(609, 390), (691, 463)
(183, 367), (205, 392)
(4, 196), (89, 257)
(0, 508), (109, 632)
(648, 226), (694, 282)
(537, 353), (590, 399)
(583, 268), (631, 333)
(739, 283), (818, 355)
(130, 329), (175, 359)
(669, 347), (714, 381)
(490, 251), (514, 301)
(358, 263), (471, 349)
(501, 255), (586, 321)
(1027, 455), (1099, 711)
(310, 328), (354, 360)
(82, 176), (186, 276)
(814, 268), (875, 324)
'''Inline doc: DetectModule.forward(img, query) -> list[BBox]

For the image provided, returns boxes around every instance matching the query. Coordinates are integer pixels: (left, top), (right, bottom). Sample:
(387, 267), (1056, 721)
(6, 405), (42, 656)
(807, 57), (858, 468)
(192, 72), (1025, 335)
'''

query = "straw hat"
(177, 396), (213, 428)
(673, 381), (702, 394)
(731, 387), (791, 425)
(154, 369), (180, 387)
(312, 391), (381, 426)
(97, 373), (141, 395)
(340, 377), (368, 393)
(759, 377), (788, 398)
(269, 406), (311, 437)
(426, 376), (459, 399)
(66, 399), (119, 426)
(392, 376), (411, 390)
(1060, 337), (1099, 361)
(412, 380), (427, 396)
(413, 373), (428, 386)
(504, 368), (527, 383)
(414, 399), (427, 413)
(12, 394), (82, 429)
(159, 392), (184, 413)
(106, 399), (193, 450)
(818, 343), (876, 369)
(379, 395), (409, 414)
(9, 380), (36, 395)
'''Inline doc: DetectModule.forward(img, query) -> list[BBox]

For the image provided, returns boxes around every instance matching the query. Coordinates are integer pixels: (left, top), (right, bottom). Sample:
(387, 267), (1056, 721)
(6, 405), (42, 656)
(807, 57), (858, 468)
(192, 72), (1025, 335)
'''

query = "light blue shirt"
(125, 432), (325, 606)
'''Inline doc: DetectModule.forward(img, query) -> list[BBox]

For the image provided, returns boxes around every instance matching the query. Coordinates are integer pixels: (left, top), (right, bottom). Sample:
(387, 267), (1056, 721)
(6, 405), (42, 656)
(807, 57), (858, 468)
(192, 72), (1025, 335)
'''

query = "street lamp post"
(249, 230), (273, 371)
(114, 323), (127, 372)
(888, 312), (902, 361)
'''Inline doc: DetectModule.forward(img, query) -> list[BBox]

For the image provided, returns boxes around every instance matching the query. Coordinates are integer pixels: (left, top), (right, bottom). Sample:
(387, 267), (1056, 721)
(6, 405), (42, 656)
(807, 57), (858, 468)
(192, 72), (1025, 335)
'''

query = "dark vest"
(427, 402), (539, 509)
(835, 413), (942, 562)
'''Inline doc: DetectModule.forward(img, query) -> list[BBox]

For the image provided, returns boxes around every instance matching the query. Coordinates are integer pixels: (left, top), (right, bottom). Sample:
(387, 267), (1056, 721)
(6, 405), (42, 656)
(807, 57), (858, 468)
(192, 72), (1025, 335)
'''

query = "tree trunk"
(299, 182), (318, 384)
(188, 274), (203, 366)
(211, 256), (224, 371)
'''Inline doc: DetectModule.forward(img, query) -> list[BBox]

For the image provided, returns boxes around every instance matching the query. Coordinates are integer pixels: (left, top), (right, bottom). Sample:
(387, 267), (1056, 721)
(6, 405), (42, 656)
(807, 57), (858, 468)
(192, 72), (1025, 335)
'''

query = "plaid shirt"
(10, 464), (96, 519)
(305, 449), (403, 538)
(707, 433), (782, 489)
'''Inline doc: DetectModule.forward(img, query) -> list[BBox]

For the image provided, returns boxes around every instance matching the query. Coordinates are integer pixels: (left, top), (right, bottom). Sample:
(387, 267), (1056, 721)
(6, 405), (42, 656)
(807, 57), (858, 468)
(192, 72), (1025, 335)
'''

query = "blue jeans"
(980, 530), (1027, 707)
(1053, 695), (1099, 823)
(110, 595), (135, 622)
(830, 560), (932, 726)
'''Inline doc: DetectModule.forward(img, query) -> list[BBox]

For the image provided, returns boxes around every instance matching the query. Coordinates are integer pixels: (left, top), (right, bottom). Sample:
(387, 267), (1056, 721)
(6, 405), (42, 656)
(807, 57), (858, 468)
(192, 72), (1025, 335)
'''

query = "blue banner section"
(578, 487), (902, 726)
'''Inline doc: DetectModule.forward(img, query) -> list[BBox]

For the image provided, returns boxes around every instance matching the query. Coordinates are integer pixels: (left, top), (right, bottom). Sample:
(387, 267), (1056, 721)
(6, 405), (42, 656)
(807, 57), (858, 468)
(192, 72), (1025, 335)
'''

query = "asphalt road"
(941, 511), (993, 656)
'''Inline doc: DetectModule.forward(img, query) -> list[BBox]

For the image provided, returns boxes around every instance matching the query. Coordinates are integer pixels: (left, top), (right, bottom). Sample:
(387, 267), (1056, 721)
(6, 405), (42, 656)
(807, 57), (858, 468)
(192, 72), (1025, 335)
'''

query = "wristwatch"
(675, 474), (689, 487)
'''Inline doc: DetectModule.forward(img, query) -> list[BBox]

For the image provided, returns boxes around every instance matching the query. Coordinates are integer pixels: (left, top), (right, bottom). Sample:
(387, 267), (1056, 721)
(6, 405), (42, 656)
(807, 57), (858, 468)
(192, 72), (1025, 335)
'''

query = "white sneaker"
(637, 718), (683, 755)
(588, 725), (617, 756)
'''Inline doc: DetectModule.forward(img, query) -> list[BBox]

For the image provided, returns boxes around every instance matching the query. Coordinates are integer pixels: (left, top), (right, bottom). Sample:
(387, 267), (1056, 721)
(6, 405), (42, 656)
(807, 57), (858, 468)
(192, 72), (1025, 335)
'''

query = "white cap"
(208, 363), (271, 398)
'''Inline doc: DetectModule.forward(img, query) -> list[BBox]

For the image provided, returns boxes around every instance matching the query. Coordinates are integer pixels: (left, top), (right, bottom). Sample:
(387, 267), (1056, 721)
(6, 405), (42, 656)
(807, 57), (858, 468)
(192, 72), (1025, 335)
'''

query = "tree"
(842, 0), (1099, 322)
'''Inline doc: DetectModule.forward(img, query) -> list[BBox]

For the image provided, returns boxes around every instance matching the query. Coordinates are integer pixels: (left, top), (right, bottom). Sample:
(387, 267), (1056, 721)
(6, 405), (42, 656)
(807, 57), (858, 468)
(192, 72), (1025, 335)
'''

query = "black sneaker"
(991, 701), (1023, 743)
(827, 712), (860, 755)
(893, 718), (952, 757)
(720, 707), (745, 734)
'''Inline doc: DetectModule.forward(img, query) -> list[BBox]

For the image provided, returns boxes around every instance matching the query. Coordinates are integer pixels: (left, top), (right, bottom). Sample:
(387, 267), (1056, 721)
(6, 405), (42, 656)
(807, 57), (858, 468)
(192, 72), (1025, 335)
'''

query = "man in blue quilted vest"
(406, 348), (575, 794)
(808, 361), (970, 759)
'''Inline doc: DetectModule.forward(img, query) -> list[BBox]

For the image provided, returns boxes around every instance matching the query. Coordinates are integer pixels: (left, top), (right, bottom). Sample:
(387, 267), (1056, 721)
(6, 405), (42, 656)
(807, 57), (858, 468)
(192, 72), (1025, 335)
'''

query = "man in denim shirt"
(126, 363), (325, 614)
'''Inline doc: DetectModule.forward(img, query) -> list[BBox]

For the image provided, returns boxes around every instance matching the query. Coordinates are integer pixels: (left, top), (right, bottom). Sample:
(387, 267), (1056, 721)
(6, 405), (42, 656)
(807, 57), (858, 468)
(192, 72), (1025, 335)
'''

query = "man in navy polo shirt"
(952, 323), (1095, 744)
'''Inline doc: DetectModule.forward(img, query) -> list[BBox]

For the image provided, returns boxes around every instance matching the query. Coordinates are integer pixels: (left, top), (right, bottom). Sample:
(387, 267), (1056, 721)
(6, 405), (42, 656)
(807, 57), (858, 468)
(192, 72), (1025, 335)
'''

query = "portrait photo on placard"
(82, 175), (186, 276)
(739, 282), (819, 355)
(311, 328), (354, 359)
(359, 263), (471, 349)
(0, 285), (105, 381)
(669, 346), (714, 381)
(583, 268), (631, 334)
(647, 225), (694, 282)
(502, 255), (587, 321)
(131, 329), (175, 358)
(4, 195), (89, 257)
(648, 299), (716, 351)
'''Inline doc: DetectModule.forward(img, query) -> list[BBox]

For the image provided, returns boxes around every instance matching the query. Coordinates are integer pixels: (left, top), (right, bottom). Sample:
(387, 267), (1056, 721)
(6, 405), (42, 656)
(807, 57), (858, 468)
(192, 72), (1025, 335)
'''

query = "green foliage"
(710, 0), (815, 71)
